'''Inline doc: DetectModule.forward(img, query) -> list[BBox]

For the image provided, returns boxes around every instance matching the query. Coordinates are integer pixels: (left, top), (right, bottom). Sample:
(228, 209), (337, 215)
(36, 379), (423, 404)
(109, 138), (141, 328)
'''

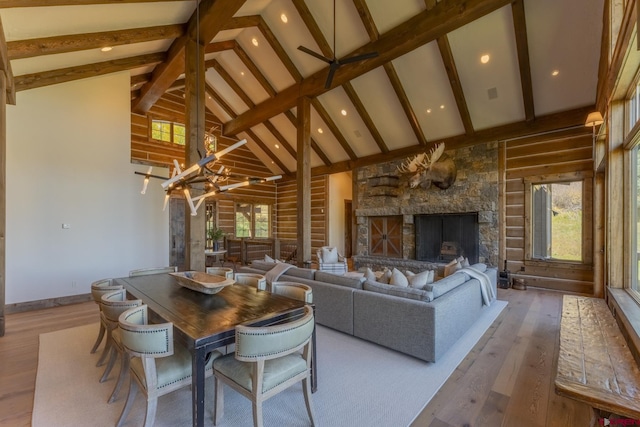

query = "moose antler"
(397, 153), (427, 173)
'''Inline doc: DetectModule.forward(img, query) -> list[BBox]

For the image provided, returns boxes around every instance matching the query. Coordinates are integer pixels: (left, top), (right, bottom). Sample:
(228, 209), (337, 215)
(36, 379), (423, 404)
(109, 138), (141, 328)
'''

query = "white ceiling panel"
(350, 66), (418, 150)
(236, 27), (297, 92)
(305, 107), (350, 164)
(251, 123), (297, 172)
(238, 131), (284, 175)
(0, 3), (193, 40)
(206, 97), (232, 123)
(393, 42), (465, 140)
(11, 39), (172, 76)
(205, 68), (250, 116)
(525, 0), (603, 115)
(214, 50), (271, 105)
(318, 88), (380, 158)
(448, 6), (525, 130)
(366, 0), (425, 35)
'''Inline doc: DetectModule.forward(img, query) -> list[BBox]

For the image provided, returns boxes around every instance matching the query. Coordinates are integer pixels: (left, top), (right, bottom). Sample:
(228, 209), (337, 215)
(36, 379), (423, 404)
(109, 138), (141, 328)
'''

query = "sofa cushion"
(427, 273), (467, 298)
(389, 268), (409, 287)
(363, 280), (434, 302)
(314, 271), (364, 289)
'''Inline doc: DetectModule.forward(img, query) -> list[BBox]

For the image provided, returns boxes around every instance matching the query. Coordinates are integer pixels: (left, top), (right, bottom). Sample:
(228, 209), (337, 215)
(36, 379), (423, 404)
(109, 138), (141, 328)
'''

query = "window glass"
(531, 181), (582, 261)
(634, 148), (640, 291)
(150, 119), (185, 146)
(173, 123), (186, 145)
(254, 205), (269, 238)
(235, 203), (252, 238)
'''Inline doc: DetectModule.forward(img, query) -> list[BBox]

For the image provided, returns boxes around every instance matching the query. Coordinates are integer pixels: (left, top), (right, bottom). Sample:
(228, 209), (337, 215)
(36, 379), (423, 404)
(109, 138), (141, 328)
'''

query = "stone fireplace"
(353, 142), (499, 271)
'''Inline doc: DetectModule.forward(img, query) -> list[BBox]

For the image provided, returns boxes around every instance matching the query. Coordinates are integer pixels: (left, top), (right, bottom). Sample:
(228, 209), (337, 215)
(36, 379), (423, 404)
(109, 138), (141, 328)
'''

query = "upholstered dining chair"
(212, 305), (316, 427)
(99, 289), (142, 403)
(271, 281), (313, 304)
(117, 304), (221, 427)
(128, 266), (177, 277)
(316, 246), (348, 275)
(206, 266), (234, 280)
(234, 272), (267, 291)
(89, 278), (123, 358)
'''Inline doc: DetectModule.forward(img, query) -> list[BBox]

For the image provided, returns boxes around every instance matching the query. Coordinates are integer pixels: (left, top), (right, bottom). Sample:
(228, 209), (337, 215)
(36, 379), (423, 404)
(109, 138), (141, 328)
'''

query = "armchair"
(316, 246), (348, 275)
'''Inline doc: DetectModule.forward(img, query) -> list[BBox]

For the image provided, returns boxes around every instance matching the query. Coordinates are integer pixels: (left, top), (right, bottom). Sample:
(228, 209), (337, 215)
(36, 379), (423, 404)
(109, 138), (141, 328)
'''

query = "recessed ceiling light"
(275, 144), (280, 149)
(552, 70), (560, 76)
(341, 109), (347, 116)
(426, 108), (432, 114)
(251, 37), (259, 47)
(280, 13), (288, 23)
(440, 105), (445, 109)
(240, 71), (245, 76)
(101, 46), (112, 52)
(317, 128), (323, 134)
(480, 54), (490, 64)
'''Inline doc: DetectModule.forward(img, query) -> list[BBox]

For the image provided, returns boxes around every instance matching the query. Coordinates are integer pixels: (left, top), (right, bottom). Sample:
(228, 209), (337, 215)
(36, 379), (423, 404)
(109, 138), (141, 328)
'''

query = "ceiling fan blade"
(297, 45), (333, 64)
(325, 63), (340, 89)
(339, 51), (379, 65)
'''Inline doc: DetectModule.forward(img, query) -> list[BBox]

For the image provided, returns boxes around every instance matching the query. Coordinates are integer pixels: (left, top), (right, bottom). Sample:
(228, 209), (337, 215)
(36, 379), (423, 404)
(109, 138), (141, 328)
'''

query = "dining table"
(115, 272), (315, 427)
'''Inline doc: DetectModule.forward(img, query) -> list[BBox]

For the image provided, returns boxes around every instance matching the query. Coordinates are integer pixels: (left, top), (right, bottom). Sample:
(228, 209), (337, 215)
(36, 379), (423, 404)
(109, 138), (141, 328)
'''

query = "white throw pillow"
(389, 268), (409, 287)
(405, 270), (434, 289)
(364, 267), (377, 281)
(321, 247), (339, 263)
(377, 268), (392, 284)
(264, 254), (275, 262)
(461, 257), (470, 268)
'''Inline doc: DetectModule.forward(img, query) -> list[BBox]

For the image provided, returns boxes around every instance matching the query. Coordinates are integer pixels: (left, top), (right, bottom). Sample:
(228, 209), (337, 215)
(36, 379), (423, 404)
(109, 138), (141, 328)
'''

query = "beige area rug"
(33, 300), (507, 427)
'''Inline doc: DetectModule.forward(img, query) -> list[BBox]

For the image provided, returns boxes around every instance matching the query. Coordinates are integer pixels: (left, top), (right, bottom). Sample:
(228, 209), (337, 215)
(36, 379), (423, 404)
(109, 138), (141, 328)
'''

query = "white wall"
(327, 172), (352, 254)
(6, 73), (169, 304)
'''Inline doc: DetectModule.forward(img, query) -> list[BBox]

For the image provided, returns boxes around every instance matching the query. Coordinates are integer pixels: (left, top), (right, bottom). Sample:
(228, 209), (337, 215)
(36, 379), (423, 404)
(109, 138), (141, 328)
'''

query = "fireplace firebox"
(415, 213), (479, 263)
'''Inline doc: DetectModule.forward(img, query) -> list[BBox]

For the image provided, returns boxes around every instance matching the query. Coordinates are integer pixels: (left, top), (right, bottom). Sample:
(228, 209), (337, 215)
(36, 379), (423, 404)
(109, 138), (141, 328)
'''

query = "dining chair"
(206, 266), (234, 280)
(99, 289), (143, 403)
(234, 272), (267, 291)
(90, 278), (123, 362)
(128, 266), (177, 277)
(270, 281), (313, 304)
(213, 305), (316, 427)
(117, 304), (221, 427)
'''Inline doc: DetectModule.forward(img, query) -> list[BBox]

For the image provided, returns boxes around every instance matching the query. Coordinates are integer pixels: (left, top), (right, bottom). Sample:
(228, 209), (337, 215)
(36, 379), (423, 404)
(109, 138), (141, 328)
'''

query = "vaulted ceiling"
(0, 0), (604, 176)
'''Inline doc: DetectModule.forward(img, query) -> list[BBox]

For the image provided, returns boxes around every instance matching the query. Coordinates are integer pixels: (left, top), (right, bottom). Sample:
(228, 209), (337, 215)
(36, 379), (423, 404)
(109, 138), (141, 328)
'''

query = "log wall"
(503, 128), (594, 294)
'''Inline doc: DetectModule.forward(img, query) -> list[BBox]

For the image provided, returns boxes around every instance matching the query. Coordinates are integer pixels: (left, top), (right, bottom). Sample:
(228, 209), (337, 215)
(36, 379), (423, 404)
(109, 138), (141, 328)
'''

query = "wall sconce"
(584, 111), (604, 144)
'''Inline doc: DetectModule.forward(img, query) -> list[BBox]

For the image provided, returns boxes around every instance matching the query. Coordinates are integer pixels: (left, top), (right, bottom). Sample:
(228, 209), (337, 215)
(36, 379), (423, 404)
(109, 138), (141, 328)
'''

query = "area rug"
(33, 300), (507, 427)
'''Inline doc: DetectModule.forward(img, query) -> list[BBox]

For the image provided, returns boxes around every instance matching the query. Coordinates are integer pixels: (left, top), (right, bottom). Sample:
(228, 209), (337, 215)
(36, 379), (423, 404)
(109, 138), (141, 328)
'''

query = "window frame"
(234, 202), (271, 239)
(523, 171), (593, 270)
(148, 116), (186, 146)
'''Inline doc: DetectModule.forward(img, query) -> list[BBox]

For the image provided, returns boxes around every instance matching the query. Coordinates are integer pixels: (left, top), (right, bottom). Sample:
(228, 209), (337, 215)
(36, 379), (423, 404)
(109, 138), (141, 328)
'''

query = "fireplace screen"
(415, 213), (479, 263)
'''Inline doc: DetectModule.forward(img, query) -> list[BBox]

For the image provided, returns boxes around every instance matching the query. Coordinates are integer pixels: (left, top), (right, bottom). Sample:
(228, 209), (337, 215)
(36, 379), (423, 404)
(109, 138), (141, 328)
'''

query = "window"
(531, 181), (582, 261)
(235, 203), (270, 238)
(150, 119), (185, 145)
(524, 172), (591, 265)
(633, 147), (640, 292)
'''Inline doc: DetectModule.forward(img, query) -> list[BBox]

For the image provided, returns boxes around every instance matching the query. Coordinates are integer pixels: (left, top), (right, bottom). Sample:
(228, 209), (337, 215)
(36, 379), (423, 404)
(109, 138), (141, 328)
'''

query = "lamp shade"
(585, 111), (604, 127)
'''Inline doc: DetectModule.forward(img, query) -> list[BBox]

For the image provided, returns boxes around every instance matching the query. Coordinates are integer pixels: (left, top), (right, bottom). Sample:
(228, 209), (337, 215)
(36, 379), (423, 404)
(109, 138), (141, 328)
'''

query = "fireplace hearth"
(415, 213), (479, 264)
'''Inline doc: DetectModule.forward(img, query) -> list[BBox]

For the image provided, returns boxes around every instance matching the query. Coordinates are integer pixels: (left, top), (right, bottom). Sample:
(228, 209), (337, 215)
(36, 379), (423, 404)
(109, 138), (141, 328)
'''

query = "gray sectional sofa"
(238, 260), (497, 362)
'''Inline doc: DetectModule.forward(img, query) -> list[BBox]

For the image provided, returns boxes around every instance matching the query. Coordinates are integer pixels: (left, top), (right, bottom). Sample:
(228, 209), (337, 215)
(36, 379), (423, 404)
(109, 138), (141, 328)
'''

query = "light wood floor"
(0, 288), (592, 427)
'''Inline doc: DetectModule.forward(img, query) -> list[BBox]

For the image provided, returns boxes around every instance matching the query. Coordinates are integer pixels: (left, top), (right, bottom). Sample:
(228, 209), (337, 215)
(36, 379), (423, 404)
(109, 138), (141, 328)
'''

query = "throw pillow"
(321, 247), (339, 263)
(264, 254), (275, 263)
(377, 268), (392, 284)
(461, 257), (470, 268)
(364, 267), (377, 282)
(389, 268), (409, 287)
(405, 269), (434, 289)
(444, 259), (461, 277)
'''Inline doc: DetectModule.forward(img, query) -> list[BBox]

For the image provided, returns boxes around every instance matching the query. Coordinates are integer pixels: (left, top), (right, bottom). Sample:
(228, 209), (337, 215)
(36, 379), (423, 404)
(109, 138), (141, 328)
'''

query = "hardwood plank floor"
(0, 288), (592, 426)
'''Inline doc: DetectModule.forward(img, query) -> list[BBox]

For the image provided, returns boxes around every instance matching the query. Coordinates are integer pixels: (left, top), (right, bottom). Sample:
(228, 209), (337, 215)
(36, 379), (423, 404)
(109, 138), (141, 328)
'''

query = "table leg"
(311, 306), (317, 393)
(192, 349), (207, 427)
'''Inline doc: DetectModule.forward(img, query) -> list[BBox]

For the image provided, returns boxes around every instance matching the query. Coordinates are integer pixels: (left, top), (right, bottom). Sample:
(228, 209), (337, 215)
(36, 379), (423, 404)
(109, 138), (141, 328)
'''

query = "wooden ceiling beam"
(7, 24), (184, 60)
(511, 0), (535, 121)
(306, 105), (594, 177)
(243, 128), (291, 174)
(437, 35), (474, 135)
(263, 120), (297, 159)
(224, 0), (512, 136)
(0, 0), (182, 6)
(342, 81), (388, 153)
(130, 0), (245, 114)
(291, 0), (333, 58)
(204, 40), (236, 54)
(15, 52), (165, 92)
(283, 110), (331, 166)
(311, 98), (357, 161)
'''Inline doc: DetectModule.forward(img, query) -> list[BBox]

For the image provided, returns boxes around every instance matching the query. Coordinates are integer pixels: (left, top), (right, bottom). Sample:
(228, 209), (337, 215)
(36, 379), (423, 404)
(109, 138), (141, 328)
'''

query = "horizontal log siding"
(276, 176), (327, 254)
(504, 129), (594, 294)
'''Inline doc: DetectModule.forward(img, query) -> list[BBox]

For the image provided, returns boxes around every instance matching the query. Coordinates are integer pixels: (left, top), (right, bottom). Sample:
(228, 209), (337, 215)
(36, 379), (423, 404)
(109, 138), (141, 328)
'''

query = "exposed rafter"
(511, 0), (535, 121)
(224, 0), (513, 137)
(437, 35), (474, 135)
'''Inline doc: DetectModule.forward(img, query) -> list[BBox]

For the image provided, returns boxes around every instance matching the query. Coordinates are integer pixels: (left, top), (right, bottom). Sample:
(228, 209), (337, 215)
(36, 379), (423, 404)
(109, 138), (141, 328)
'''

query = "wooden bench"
(555, 295), (640, 424)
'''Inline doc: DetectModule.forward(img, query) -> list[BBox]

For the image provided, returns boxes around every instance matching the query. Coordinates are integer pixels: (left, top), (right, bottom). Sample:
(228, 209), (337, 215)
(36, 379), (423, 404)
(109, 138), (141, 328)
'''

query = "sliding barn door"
(369, 216), (402, 258)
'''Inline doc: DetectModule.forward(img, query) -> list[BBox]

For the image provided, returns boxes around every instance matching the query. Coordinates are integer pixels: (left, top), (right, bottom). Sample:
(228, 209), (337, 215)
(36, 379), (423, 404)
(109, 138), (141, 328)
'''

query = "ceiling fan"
(297, 0), (379, 89)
